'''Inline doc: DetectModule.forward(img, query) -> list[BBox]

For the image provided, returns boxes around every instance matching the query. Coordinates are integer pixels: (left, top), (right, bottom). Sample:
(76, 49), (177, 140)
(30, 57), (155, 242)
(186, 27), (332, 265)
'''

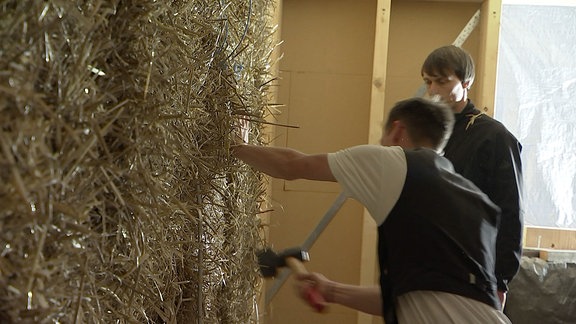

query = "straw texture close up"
(0, 0), (278, 322)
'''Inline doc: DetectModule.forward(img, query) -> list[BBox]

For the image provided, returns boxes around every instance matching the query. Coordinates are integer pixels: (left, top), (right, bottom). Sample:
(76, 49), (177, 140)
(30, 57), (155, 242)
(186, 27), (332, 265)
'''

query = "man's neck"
(452, 98), (468, 114)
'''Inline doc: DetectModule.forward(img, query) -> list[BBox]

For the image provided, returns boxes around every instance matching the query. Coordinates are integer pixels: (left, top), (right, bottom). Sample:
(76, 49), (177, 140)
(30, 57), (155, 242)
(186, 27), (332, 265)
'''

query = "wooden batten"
(476, 0), (502, 115)
(524, 226), (576, 251)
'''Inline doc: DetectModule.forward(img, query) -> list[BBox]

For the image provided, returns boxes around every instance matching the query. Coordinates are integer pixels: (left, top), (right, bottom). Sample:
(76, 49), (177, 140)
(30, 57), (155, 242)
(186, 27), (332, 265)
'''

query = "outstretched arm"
(296, 272), (383, 316)
(232, 144), (336, 182)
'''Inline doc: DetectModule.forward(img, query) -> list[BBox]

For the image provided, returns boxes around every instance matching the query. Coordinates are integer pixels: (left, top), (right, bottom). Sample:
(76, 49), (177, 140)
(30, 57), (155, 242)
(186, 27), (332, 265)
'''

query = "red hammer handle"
(285, 257), (326, 312)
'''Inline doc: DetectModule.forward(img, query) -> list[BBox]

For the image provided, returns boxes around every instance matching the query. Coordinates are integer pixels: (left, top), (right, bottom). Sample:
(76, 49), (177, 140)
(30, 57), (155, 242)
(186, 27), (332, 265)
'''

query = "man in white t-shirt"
(232, 97), (511, 323)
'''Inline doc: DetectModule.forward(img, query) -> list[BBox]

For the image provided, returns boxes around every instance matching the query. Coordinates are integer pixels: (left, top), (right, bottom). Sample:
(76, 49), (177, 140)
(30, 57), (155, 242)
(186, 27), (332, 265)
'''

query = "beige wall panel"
(284, 71), (372, 192)
(263, 0), (377, 323)
(267, 191), (363, 253)
(280, 0), (376, 74)
(268, 304), (358, 324)
(263, 191), (365, 323)
(385, 1), (481, 113)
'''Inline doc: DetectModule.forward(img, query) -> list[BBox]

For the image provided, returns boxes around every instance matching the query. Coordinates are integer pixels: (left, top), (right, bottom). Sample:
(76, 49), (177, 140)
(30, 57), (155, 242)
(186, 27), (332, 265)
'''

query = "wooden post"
(476, 0), (502, 116)
(358, 1), (391, 323)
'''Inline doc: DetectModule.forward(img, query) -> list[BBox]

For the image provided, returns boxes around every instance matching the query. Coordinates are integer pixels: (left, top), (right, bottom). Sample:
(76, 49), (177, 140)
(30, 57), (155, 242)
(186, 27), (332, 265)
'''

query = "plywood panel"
(263, 191), (365, 323)
(524, 226), (576, 251)
(284, 71), (372, 192)
(280, 0), (376, 74)
(265, 0), (377, 323)
(385, 1), (481, 113)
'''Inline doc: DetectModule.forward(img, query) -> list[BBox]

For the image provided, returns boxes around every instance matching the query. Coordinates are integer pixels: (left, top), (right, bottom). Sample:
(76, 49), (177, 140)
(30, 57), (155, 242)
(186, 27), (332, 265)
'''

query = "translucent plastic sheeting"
(494, 4), (576, 228)
(505, 256), (576, 323)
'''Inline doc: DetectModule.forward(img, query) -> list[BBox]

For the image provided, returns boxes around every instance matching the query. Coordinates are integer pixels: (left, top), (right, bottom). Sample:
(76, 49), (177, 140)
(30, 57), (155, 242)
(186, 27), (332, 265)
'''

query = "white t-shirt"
(327, 145), (406, 226)
(327, 145), (511, 324)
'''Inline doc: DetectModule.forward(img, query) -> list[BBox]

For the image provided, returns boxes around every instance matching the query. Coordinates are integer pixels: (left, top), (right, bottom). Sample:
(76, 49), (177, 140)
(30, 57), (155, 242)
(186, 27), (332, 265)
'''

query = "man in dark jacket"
(421, 45), (523, 308)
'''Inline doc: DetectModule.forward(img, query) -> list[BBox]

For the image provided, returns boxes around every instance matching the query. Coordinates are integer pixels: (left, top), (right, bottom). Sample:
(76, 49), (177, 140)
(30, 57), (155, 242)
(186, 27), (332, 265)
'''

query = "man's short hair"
(421, 45), (475, 88)
(385, 97), (454, 151)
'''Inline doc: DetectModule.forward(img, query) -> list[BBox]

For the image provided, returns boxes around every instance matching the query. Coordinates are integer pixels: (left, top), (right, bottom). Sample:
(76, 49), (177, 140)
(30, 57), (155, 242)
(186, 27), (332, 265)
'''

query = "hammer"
(257, 247), (326, 312)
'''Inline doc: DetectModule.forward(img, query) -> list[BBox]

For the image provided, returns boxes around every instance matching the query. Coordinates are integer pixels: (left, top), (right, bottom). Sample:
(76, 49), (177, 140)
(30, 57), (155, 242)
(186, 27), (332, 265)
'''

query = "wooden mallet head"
(257, 247), (326, 312)
(257, 247), (309, 278)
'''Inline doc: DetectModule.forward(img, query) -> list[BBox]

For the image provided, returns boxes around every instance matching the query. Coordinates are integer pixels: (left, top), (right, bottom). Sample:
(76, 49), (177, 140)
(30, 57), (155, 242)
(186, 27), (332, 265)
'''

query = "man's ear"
(389, 120), (406, 146)
(462, 80), (471, 90)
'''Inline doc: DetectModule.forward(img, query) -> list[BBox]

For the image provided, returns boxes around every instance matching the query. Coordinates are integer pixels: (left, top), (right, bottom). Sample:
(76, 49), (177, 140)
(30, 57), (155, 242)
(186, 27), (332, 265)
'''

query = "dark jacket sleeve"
(483, 132), (523, 291)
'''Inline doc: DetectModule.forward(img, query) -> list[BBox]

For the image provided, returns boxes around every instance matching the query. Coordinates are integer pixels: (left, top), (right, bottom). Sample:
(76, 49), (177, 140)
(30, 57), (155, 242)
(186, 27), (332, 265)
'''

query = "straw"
(0, 0), (279, 322)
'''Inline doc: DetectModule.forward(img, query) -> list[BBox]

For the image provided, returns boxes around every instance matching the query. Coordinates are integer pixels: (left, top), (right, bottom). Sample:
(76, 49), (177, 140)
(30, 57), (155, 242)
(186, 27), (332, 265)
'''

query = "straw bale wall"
(0, 0), (278, 322)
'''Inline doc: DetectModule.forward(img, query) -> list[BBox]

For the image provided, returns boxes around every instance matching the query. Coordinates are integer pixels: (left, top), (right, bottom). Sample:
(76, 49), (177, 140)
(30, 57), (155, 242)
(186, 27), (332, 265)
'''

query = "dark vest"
(378, 148), (501, 322)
